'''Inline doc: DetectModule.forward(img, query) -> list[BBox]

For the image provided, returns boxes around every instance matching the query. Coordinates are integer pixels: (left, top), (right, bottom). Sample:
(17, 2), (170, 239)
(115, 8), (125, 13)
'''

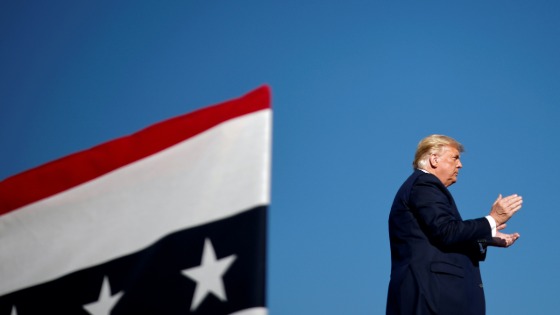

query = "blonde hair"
(413, 134), (464, 169)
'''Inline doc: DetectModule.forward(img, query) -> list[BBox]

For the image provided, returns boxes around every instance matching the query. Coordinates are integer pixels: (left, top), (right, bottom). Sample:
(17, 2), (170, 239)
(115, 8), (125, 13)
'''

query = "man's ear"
(429, 154), (438, 168)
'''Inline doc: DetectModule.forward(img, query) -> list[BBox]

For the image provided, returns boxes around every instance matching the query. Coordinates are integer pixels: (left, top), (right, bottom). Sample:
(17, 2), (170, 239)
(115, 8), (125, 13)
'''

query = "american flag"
(0, 86), (271, 315)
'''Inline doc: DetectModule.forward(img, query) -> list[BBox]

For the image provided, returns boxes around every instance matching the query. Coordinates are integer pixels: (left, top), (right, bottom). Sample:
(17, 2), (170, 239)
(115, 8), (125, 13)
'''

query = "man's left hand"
(490, 230), (520, 247)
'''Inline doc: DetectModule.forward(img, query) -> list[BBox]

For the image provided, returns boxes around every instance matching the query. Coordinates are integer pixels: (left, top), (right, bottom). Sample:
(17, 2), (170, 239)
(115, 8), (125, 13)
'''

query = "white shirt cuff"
(485, 215), (497, 237)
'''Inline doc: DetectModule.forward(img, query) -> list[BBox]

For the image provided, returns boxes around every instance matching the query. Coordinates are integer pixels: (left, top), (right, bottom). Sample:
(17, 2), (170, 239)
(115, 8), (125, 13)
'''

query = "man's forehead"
(441, 146), (461, 156)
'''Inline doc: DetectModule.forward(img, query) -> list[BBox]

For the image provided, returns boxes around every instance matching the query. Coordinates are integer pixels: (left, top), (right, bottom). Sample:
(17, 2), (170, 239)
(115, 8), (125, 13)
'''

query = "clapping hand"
(489, 194), (523, 225)
(489, 223), (520, 248)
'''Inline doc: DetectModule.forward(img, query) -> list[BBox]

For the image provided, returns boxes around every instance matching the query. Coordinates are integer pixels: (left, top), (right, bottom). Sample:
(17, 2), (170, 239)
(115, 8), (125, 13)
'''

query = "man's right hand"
(489, 194), (523, 226)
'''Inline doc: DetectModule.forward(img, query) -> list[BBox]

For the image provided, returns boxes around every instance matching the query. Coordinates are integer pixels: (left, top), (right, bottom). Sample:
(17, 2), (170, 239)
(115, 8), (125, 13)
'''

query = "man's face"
(433, 146), (462, 187)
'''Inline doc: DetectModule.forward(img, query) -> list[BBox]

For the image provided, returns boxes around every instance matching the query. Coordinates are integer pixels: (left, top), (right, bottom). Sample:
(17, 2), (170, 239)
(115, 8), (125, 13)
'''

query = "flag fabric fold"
(0, 86), (271, 315)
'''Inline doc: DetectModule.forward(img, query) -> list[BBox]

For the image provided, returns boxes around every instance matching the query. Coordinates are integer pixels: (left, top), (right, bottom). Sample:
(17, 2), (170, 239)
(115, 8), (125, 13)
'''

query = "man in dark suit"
(386, 134), (523, 315)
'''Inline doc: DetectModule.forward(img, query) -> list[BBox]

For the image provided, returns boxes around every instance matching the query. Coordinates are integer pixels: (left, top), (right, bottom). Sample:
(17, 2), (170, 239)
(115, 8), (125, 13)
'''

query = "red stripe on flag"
(0, 85), (271, 215)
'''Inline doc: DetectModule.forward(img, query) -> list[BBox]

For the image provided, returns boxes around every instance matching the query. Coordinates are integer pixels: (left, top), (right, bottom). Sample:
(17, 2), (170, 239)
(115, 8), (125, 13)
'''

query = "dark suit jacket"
(386, 170), (493, 315)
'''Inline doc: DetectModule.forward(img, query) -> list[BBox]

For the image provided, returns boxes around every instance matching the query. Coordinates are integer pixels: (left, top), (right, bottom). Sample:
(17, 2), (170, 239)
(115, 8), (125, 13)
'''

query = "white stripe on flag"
(0, 109), (271, 296)
(229, 307), (268, 315)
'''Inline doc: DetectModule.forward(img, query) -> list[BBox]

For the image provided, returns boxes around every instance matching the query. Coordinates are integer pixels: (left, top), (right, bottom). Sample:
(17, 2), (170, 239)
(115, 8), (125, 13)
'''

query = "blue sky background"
(1, 1), (559, 314)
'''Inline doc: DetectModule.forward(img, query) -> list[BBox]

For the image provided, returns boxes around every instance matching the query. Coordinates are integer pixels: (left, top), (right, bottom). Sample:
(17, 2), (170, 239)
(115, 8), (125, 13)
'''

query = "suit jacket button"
(479, 283), (484, 288)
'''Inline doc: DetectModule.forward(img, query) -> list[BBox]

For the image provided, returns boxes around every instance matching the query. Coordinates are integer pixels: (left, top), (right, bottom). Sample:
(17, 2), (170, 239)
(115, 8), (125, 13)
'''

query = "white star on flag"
(182, 238), (237, 311)
(83, 276), (123, 315)
(10, 306), (17, 315)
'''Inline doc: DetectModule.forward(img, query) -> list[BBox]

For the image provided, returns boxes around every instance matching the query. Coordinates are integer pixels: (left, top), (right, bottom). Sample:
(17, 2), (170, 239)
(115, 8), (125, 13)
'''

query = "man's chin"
(447, 178), (458, 186)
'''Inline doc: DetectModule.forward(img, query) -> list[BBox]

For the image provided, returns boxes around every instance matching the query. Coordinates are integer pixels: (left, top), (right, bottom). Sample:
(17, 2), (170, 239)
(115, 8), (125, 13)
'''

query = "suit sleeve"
(409, 175), (492, 250)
